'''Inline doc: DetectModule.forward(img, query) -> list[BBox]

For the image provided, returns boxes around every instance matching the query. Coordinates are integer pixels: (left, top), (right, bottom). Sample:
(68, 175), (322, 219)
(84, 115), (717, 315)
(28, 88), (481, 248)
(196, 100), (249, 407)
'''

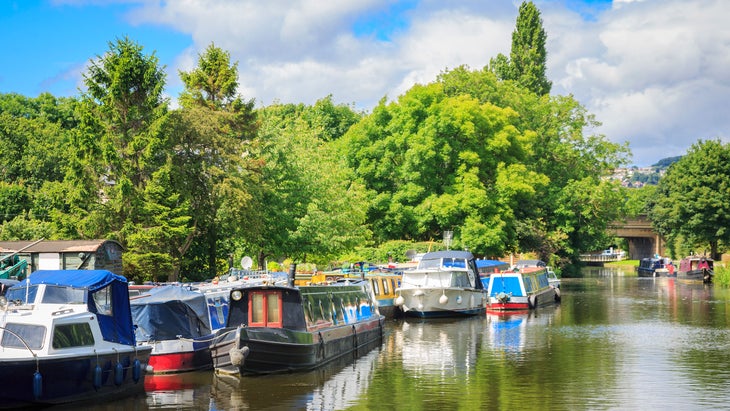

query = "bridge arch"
(608, 215), (665, 260)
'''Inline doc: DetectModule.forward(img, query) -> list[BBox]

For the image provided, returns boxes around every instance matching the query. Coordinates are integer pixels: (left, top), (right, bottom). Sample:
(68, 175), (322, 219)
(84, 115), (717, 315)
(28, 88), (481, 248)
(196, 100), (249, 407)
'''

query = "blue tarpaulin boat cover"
(130, 285), (212, 341)
(20, 269), (136, 346)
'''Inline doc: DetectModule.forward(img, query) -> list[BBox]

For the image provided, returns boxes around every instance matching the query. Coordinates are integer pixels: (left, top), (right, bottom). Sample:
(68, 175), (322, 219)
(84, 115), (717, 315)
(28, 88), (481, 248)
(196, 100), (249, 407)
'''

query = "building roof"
(0, 239), (122, 254)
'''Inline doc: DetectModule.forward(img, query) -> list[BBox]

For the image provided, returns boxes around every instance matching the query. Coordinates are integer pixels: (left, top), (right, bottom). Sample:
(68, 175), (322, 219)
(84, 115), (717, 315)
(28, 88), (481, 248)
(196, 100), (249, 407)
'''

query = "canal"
(69, 266), (730, 410)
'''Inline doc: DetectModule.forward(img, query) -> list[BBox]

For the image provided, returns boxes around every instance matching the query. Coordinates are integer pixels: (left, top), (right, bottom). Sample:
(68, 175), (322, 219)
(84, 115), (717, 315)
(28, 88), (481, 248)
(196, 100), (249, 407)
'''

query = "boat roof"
(23, 269), (127, 290)
(14, 269), (136, 346)
(514, 259), (546, 267)
(420, 250), (475, 260)
(131, 285), (212, 340)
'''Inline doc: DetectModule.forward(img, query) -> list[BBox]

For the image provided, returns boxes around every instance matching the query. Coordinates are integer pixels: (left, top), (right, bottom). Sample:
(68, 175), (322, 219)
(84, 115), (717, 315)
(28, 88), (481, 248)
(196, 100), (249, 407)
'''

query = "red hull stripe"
(148, 352), (208, 373)
(487, 302), (529, 311)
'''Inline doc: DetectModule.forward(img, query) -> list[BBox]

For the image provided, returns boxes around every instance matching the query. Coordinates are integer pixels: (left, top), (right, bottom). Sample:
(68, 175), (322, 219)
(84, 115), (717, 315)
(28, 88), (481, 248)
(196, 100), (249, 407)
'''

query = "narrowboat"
(636, 256), (672, 277)
(130, 285), (215, 373)
(363, 271), (402, 318)
(485, 266), (561, 312)
(191, 269), (288, 331)
(677, 256), (714, 283)
(329, 269), (402, 318)
(209, 281), (384, 375)
(0, 270), (151, 408)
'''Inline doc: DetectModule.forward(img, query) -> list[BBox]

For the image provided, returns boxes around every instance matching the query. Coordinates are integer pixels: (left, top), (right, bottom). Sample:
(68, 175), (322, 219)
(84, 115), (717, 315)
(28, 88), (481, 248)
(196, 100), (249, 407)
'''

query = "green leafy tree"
(648, 139), (730, 260)
(343, 83), (535, 256)
(249, 100), (368, 268)
(0, 93), (77, 238)
(489, 1), (551, 96)
(437, 65), (629, 266)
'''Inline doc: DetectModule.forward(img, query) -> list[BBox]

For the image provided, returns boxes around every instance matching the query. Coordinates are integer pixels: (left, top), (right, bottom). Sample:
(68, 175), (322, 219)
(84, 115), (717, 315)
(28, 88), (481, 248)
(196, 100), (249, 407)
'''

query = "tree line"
(1, 2), (723, 283)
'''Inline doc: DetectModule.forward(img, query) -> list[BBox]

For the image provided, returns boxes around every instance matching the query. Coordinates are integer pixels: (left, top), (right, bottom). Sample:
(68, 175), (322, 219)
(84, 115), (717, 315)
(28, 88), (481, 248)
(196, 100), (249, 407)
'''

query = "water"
(48, 267), (730, 410)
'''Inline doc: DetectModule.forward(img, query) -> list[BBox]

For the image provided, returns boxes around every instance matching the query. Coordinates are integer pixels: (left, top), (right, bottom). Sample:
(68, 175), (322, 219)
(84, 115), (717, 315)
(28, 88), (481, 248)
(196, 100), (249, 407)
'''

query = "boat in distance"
(210, 280), (384, 375)
(485, 265), (561, 312)
(393, 250), (487, 318)
(0, 270), (151, 408)
(677, 256), (713, 283)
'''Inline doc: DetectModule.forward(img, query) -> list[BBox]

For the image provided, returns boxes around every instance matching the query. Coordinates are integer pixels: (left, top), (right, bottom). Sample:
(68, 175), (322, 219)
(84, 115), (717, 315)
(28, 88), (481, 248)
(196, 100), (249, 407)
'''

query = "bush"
(713, 264), (730, 286)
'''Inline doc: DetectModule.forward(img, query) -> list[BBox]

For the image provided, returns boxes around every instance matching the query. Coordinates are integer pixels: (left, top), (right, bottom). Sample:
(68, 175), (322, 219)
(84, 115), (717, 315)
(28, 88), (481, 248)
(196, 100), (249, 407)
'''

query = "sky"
(1, 0), (728, 167)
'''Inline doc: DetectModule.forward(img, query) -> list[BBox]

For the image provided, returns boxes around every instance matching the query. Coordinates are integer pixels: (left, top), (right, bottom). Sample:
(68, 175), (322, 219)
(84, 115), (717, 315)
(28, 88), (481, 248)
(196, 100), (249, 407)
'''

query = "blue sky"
(1, 0), (727, 167)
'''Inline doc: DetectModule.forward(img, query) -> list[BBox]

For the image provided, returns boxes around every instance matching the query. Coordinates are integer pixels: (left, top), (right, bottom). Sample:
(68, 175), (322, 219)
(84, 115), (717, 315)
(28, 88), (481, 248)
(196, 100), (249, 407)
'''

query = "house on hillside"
(0, 239), (124, 278)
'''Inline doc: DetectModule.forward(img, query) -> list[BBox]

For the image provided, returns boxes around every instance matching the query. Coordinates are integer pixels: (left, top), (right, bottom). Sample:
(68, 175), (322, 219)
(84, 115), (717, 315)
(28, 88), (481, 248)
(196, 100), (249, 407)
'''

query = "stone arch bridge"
(608, 215), (665, 260)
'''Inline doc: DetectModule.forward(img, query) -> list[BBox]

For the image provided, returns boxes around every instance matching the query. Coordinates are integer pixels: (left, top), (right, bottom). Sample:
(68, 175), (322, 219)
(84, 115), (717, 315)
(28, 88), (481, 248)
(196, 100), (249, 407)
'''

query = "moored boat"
(486, 266), (561, 312)
(636, 256), (673, 277)
(393, 250), (487, 318)
(130, 285), (215, 374)
(677, 256), (713, 283)
(210, 281), (384, 375)
(0, 270), (151, 408)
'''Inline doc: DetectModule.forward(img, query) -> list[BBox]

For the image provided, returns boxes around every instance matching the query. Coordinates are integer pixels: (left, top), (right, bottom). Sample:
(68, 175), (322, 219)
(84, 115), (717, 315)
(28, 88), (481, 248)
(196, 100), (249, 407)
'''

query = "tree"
(437, 65), (630, 267)
(343, 82), (535, 256)
(248, 99), (368, 268)
(489, 1), (551, 96)
(72, 37), (172, 282)
(174, 43), (259, 280)
(179, 43), (240, 110)
(648, 139), (730, 260)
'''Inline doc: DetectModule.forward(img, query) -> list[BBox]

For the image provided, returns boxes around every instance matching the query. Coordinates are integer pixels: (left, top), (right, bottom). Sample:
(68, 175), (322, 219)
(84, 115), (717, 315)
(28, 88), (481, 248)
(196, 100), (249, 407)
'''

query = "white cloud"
(125, 0), (730, 166)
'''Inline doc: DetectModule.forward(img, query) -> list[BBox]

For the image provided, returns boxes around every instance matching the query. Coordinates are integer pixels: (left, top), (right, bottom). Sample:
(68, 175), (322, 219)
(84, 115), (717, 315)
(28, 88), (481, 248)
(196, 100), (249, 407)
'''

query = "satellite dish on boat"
(241, 256), (253, 269)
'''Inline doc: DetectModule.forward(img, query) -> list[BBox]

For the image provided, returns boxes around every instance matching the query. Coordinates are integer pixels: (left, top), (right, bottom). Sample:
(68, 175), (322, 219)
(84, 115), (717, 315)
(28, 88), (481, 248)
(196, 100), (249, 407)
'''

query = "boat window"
(451, 272), (471, 288)
(371, 279), (380, 296)
(92, 286), (113, 316)
(249, 291), (283, 328)
(5, 285), (39, 304)
(43, 285), (86, 304)
(523, 277), (534, 294)
(1, 323), (46, 350)
(418, 258), (442, 270)
(424, 272), (452, 287)
(442, 258), (466, 269)
(537, 273), (549, 288)
(52, 323), (95, 349)
(381, 279), (389, 295)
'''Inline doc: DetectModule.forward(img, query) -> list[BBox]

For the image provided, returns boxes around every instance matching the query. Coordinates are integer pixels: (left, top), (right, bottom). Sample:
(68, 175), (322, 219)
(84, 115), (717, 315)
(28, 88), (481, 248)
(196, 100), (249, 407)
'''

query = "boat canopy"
(130, 285), (212, 341)
(16, 269), (136, 346)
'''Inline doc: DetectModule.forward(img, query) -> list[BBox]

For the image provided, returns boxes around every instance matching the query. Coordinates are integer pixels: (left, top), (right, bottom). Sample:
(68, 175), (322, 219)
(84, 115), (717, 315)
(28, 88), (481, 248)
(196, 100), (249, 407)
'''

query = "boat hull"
(396, 288), (487, 318)
(144, 338), (213, 373)
(677, 269), (713, 284)
(212, 316), (384, 375)
(487, 287), (559, 312)
(0, 346), (151, 408)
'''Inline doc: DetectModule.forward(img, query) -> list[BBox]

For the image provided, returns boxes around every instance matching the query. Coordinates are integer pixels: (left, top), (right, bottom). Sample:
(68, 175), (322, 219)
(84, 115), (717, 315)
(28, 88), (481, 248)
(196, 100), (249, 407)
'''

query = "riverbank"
(605, 259), (638, 276)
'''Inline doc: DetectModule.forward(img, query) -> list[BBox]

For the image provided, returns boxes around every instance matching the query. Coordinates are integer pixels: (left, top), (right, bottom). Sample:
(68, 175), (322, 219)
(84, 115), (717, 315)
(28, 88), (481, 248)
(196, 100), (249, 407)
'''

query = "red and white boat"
(485, 265), (561, 312)
(130, 285), (215, 374)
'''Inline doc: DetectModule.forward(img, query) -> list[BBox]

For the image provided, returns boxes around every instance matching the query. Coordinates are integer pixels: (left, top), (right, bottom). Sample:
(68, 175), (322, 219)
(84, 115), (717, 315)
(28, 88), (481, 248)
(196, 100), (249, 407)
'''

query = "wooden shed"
(0, 239), (124, 278)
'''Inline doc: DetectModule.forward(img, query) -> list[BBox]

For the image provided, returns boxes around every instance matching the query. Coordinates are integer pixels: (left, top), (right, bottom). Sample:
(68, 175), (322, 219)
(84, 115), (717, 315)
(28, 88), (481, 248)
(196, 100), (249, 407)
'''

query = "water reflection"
(208, 345), (381, 410)
(62, 267), (730, 410)
(486, 307), (560, 355)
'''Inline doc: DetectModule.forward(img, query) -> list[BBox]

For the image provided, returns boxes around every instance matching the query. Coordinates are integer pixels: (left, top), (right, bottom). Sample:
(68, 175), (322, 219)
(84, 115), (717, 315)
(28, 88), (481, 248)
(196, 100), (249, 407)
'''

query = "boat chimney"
(288, 263), (297, 287)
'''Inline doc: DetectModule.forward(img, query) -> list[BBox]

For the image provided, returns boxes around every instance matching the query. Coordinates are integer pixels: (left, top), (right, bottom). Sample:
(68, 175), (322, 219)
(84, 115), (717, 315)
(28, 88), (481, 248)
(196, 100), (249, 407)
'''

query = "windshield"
(5, 285), (39, 304)
(3, 285), (86, 305)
